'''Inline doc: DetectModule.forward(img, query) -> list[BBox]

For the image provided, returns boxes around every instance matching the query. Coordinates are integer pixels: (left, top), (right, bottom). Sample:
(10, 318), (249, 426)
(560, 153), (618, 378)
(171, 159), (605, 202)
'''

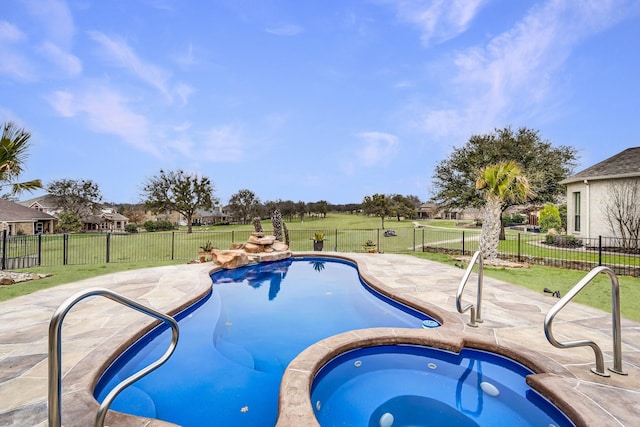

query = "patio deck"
(0, 253), (638, 426)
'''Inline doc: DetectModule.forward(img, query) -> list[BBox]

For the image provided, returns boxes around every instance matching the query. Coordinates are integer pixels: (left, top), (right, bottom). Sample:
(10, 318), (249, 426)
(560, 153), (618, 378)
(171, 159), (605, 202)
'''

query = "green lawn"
(409, 251), (640, 322)
(3, 214), (640, 322)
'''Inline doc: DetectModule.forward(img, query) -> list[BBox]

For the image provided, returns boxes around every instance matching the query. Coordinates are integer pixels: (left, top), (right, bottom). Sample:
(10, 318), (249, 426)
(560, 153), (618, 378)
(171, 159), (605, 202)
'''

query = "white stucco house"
(561, 147), (640, 240)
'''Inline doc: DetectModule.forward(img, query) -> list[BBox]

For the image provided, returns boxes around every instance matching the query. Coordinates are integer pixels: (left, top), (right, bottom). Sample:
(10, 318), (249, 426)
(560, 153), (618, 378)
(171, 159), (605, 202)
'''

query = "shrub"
(539, 204), (561, 232)
(143, 220), (157, 232)
(157, 220), (174, 231)
(125, 224), (138, 233)
(545, 234), (582, 247)
(502, 213), (525, 225)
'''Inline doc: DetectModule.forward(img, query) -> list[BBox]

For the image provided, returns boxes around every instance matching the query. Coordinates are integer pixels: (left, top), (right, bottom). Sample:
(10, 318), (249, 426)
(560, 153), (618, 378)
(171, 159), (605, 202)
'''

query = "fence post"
(63, 234), (68, 266)
(462, 231), (465, 255)
(1, 229), (6, 270)
(413, 228), (416, 252)
(37, 233), (42, 266)
(598, 235), (602, 266)
(422, 228), (425, 251)
(171, 232), (175, 260)
(334, 229), (338, 252)
(518, 233), (521, 262)
(232, 230), (235, 243)
(106, 233), (111, 263)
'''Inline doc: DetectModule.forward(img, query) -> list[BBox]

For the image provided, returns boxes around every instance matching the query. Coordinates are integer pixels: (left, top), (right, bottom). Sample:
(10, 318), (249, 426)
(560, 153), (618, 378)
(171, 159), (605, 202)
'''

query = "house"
(192, 207), (228, 226)
(561, 147), (640, 240)
(83, 209), (129, 232)
(145, 207), (228, 226)
(0, 198), (56, 235)
(417, 202), (438, 219)
(18, 194), (62, 216)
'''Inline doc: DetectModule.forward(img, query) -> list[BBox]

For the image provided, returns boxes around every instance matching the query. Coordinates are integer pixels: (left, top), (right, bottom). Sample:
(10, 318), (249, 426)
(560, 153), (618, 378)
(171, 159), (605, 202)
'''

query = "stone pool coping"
(1, 253), (639, 426)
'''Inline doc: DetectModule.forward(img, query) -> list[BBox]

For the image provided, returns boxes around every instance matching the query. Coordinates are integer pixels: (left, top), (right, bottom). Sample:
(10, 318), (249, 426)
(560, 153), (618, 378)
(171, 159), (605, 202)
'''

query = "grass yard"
(409, 251), (640, 322)
(3, 214), (640, 321)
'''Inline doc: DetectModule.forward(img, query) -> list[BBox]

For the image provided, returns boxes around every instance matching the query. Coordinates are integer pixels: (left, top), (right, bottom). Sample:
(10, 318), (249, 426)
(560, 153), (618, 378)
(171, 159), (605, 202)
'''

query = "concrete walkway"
(0, 254), (638, 426)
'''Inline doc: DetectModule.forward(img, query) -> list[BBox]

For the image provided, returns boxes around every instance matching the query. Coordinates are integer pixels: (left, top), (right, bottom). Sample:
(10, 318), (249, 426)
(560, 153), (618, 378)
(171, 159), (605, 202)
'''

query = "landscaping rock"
(0, 271), (52, 285)
(211, 250), (250, 269)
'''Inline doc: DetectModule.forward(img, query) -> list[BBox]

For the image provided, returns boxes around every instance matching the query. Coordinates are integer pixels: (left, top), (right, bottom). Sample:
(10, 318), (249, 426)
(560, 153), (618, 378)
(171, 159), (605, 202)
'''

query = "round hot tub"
(311, 344), (574, 427)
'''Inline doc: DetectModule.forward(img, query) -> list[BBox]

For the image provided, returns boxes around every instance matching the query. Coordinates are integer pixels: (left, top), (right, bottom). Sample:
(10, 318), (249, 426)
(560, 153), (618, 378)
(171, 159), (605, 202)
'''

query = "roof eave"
(560, 172), (640, 185)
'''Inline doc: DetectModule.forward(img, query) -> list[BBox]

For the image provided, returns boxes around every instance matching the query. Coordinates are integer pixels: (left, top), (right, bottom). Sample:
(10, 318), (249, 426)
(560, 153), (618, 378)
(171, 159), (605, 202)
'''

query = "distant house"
(0, 198), (56, 235)
(561, 147), (640, 240)
(192, 207), (228, 226)
(145, 207), (228, 226)
(18, 194), (62, 216)
(417, 202), (438, 219)
(83, 209), (129, 232)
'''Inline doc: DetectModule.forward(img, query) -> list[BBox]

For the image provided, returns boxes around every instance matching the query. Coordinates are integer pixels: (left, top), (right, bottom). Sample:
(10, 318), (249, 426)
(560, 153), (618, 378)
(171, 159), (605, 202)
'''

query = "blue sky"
(2, 0), (639, 205)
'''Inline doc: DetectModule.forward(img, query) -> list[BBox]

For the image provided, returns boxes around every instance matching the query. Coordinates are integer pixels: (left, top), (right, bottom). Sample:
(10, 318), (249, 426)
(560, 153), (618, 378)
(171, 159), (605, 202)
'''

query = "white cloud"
(39, 41), (82, 77)
(353, 131), (399, 167)
(0, 21), (26, 42)
(198, 126), (245, 162)
(416, 0), (640, 140)
(0, 21), (36, 81)
(265, 24), (304, 36)
(23, 0), (75, 47)
(389, 0), (488, 46)
(88, 31), (176, 100)
(47, 85), (159, 156)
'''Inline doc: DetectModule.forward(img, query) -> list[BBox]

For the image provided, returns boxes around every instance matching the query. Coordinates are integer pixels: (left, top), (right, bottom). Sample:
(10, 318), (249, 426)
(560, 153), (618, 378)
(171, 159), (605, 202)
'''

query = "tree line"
(4, 120), (639, 252)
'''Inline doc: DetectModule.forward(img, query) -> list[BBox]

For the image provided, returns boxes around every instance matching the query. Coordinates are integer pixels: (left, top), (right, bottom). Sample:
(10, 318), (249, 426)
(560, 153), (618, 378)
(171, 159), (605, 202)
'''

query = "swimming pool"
(95, 257), (438, 426)
(311, 345), (575, 427)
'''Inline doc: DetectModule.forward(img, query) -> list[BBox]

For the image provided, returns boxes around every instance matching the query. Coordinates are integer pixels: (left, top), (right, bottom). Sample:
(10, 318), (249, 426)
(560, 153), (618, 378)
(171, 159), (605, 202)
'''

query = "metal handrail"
(456, 251), (484, 327)
(544, 266), (626, 377)
(48, 287), (179, 427)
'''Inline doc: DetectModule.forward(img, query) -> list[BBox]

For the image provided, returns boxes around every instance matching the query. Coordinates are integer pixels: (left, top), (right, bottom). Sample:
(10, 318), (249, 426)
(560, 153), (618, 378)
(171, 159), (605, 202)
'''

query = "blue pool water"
(95, 257), (436, 426)
(312, 345), (574, 427)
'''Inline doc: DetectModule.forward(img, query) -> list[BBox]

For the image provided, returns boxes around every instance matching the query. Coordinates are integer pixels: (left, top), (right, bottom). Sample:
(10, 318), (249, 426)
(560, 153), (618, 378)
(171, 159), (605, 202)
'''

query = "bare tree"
(602, 180), (640, 250)
(141, 169), (217, 234)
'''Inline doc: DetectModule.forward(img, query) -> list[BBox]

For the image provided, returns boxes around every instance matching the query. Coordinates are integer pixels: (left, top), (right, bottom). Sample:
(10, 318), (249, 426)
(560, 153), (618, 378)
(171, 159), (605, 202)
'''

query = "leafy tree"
(476, 161), (535, 260)
(431, 126), (577, 213)
(56, 212), (83, 233)
(0, 121), (42, 197)
(227, 189), (260, 224)
(558, 204), (567, 232)
(308, 200), (328, 218)
(391, 194), (418, 221)
(281, 200), (296, 221)
(363, 193), (393, 229)
(295, 201), (307, 222)
(141, 169), (217, 234)
(539, 204), (561, 233)
(46, 179), (103, 217)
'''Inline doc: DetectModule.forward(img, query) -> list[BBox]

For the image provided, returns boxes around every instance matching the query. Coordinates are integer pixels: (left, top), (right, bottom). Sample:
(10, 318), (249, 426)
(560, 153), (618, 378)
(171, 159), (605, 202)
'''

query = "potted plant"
(311, 232), (325, 251)
(199, 240), (215, 262)
(363, 240), (376, 253)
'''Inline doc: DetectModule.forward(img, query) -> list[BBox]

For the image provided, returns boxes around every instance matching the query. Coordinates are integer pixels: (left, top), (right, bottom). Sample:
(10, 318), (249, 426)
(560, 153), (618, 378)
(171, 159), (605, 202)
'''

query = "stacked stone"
(211, 232), (291, 269)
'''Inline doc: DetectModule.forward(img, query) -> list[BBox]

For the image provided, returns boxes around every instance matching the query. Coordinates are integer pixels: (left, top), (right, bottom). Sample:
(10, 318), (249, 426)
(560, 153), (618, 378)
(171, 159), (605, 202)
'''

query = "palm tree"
(476, 161), (535, 261)
(0, 121), (42, 196)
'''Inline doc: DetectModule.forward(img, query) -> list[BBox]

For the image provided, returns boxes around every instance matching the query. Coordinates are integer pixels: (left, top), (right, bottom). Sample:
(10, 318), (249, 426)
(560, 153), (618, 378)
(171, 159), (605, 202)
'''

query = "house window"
(573, 192), (581, 232)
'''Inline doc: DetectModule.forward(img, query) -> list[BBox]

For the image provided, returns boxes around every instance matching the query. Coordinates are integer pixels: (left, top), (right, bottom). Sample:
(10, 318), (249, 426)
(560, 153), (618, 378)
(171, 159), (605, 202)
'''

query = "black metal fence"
(1, 228), (639, 277)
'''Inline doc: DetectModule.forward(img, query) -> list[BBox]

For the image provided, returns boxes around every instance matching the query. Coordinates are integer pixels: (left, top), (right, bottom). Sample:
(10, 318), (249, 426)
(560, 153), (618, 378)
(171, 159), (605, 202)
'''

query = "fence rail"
(1, 228), (639, 277)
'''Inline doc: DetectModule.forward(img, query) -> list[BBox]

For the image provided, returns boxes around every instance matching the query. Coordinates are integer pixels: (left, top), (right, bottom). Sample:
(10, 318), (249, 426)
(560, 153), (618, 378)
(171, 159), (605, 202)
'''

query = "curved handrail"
(48, 287), (179, 427)
(544, 266), (626, 377)
(456, 251), (484, 327)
